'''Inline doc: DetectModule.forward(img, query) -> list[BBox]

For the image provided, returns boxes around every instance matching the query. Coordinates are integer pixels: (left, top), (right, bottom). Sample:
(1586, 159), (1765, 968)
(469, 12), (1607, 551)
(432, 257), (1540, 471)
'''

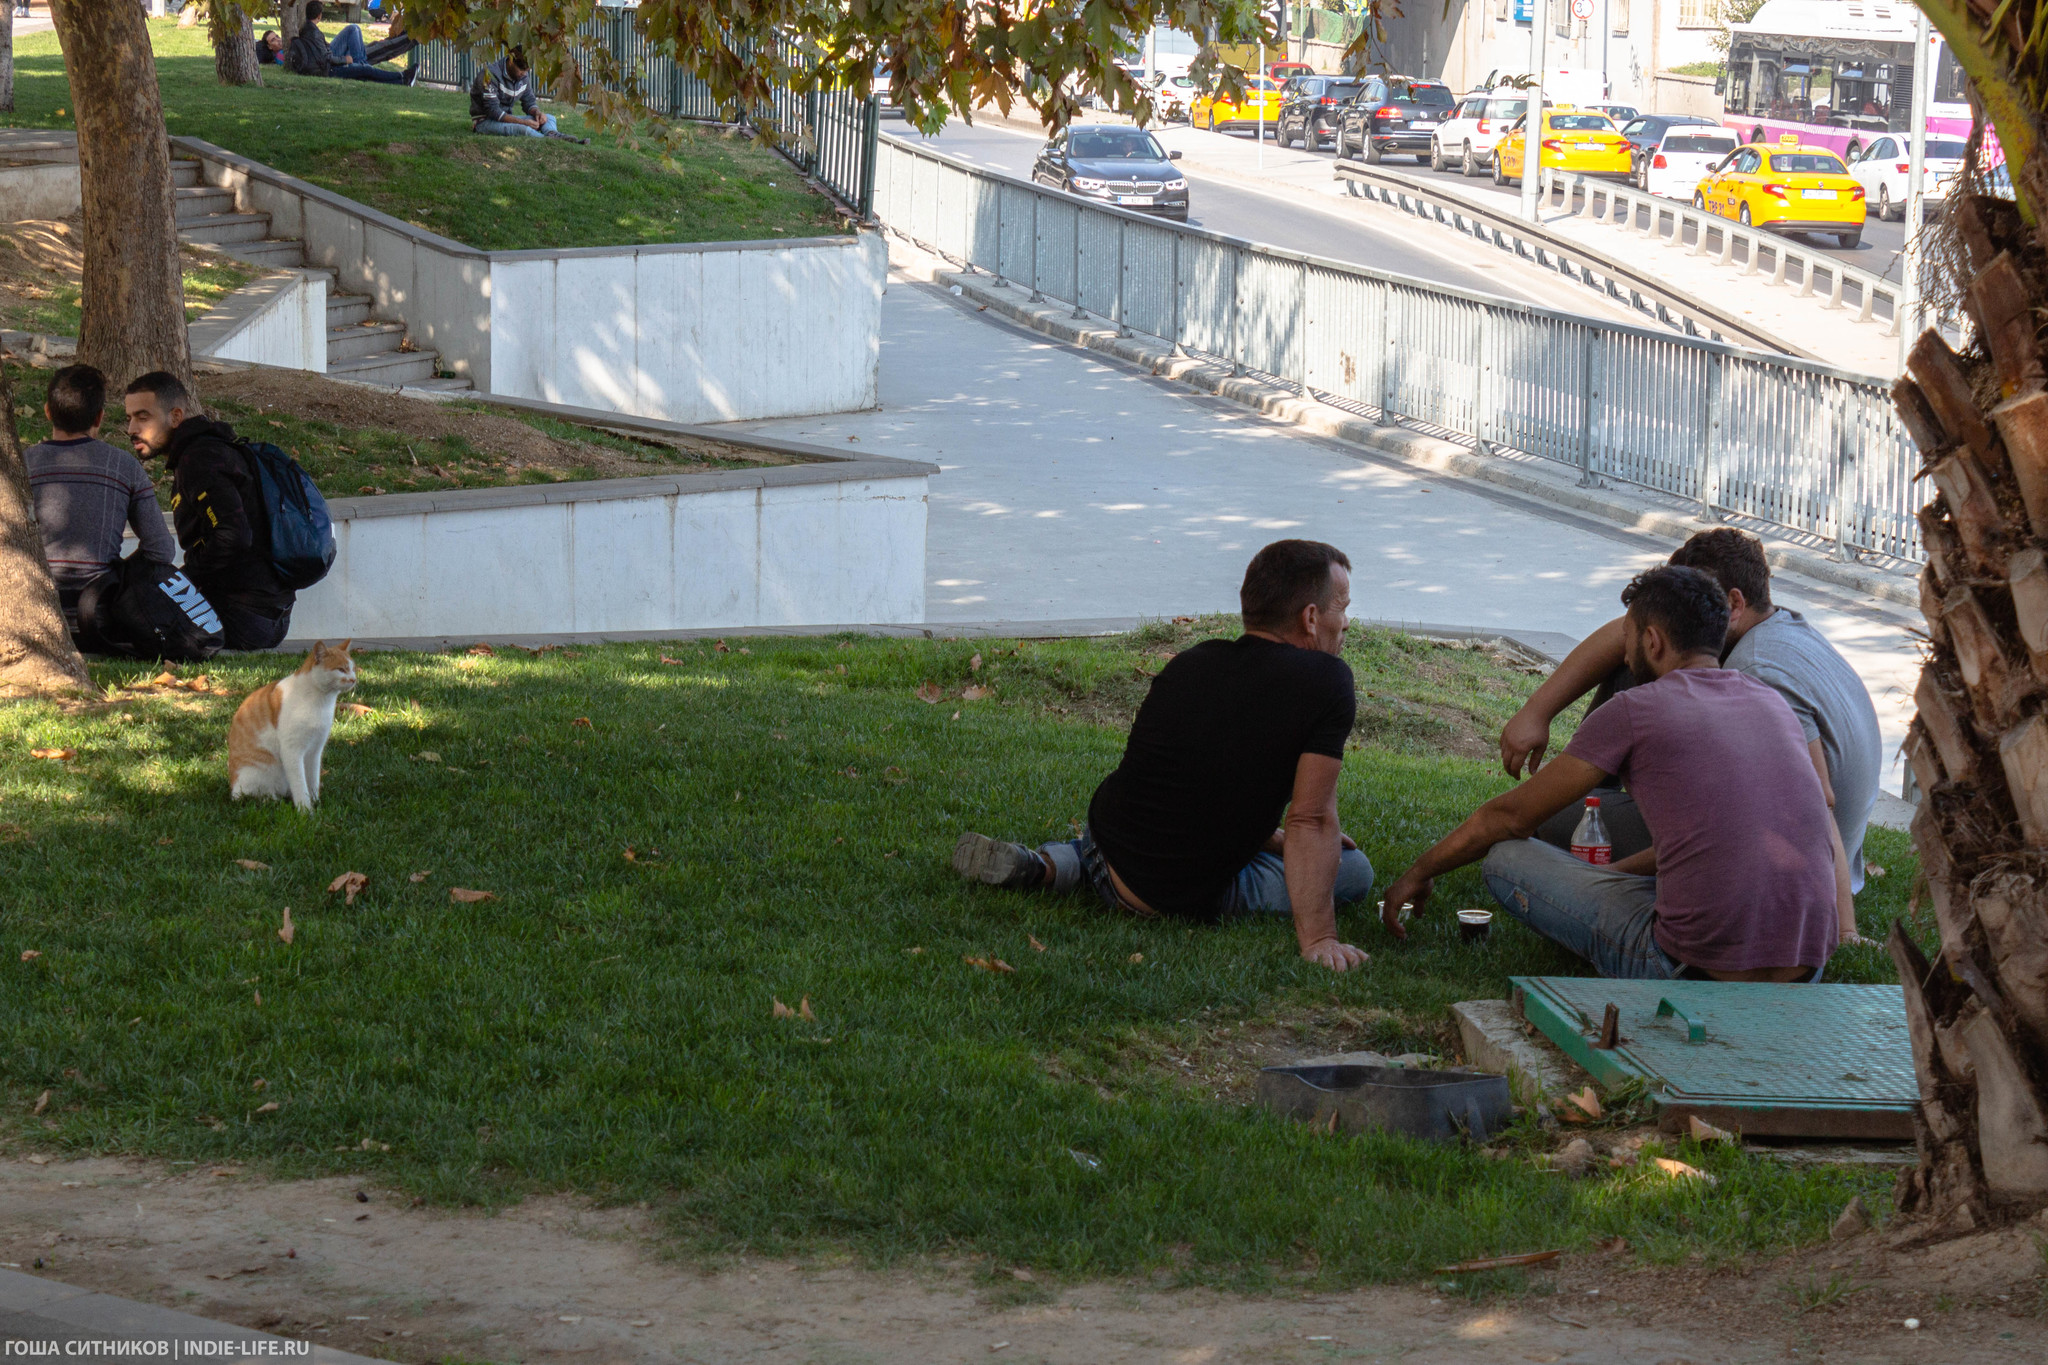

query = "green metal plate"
(1510, 977), (1917, 1139)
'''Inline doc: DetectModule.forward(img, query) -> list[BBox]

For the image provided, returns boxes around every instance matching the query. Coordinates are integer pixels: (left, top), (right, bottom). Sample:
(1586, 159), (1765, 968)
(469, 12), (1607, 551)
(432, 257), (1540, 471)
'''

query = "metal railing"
(415, 11), (881, 216)
(874, 134), (1924, 562)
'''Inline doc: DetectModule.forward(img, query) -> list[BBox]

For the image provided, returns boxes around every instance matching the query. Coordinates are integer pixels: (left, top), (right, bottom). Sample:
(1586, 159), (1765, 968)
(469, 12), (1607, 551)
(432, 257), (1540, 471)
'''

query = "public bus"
(1721, 0), (1974, 161)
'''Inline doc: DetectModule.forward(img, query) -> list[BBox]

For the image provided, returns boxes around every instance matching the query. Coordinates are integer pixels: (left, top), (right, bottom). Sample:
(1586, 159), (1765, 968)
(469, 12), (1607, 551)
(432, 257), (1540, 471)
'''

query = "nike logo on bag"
(162, 573), (223, 635)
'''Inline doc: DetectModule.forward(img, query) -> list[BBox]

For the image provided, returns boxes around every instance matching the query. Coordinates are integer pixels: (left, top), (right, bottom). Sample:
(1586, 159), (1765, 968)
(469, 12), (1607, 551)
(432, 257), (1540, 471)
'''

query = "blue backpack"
(237, 439), (336, 591)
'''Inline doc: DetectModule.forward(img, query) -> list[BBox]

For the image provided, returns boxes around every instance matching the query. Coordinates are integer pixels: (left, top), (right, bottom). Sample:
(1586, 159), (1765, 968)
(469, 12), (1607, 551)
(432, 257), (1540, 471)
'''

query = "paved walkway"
(1, 1266), (380, 1364)
(725, 263), (1924, 791)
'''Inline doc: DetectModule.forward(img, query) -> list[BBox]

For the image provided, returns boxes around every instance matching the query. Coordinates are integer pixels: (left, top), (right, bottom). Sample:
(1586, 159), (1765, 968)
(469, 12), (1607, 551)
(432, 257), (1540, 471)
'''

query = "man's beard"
(1627, 638), (1657, 686)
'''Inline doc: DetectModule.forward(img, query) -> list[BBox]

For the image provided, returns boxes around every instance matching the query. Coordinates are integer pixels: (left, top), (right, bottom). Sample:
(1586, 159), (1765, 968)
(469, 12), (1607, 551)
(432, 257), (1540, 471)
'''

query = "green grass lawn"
(0, 239), (257, 337)
(0, 623), (1927, 1288)
(0, 22), (846, 251)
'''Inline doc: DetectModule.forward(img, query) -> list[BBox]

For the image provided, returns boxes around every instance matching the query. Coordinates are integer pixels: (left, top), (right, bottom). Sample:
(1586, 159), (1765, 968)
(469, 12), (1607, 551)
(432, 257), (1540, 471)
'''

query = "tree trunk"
(1, 0), (15, 115)
(48, 0), (193, 395)
(278, 0), (306, 49)
(210, 4), (262, 87)
(1886, 0), (2048, 1217)
(0, 363), (99, 698)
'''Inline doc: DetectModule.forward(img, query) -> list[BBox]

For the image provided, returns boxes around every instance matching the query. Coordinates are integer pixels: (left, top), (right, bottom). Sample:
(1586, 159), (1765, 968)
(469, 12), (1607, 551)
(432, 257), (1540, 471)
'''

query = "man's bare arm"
(1809, 738), (1869, 945)
(1500, 618), (1626, 777)
(1285, 753), (1367, 972)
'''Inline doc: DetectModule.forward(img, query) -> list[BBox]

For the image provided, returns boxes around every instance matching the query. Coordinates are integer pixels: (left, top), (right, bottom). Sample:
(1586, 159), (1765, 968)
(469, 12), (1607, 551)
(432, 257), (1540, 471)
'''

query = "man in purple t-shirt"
(1377, 565), (1839, 980)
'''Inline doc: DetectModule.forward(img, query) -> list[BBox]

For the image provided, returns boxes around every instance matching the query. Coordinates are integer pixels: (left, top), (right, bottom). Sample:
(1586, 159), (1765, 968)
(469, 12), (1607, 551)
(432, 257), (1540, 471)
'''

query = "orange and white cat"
(228, 641), (358, 811)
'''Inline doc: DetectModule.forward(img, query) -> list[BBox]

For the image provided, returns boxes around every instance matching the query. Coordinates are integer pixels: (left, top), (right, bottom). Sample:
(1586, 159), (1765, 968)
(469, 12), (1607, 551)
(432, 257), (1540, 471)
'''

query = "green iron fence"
(417, 9), (881, 216)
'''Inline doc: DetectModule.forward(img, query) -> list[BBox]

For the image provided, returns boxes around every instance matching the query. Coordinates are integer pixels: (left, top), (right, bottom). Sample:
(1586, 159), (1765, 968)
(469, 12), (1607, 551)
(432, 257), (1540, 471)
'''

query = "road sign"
(1571, 0), (1595, 16)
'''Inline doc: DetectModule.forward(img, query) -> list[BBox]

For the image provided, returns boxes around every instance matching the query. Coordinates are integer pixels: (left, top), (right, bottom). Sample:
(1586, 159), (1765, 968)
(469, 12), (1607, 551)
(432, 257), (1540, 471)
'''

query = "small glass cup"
(1457, 908), (1493, 942)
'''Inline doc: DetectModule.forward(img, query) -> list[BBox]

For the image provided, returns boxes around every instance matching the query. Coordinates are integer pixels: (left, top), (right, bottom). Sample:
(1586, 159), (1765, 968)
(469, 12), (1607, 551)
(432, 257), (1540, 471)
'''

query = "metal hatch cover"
(1509, 977), (1917, 1139)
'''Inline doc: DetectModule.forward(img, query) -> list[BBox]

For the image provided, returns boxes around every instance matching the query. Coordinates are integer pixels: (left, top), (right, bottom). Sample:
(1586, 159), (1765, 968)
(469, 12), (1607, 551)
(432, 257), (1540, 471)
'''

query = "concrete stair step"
(326, 321), (408, 362)
(403, 376), (476, 393)
(173, 186), (236, 221)
(217, 239), (308, 267)
(177, 212), (274, 245)
(326, 293), (373, 327)
(170, 159), (201, 189)
(327, 349), (442, 384)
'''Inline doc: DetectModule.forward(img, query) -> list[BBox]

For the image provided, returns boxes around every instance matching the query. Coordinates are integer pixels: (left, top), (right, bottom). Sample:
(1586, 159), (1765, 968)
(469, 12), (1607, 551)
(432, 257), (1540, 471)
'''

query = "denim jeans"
(329, 23), (369, 65)
(1039, 825), (1375, 919)
(475, 113), (559, 138)
(213, 601), (293, 653)
(1481, 837), (1680, 980)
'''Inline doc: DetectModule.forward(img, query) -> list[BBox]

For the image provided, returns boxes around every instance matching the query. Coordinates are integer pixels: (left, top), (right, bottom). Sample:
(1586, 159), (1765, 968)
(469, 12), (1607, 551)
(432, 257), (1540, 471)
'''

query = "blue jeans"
(1481, 837), (1680, 980)
(475, 113), (558, 138)
(329, 24), (368, 65)
(1039, 825), (1375, 919)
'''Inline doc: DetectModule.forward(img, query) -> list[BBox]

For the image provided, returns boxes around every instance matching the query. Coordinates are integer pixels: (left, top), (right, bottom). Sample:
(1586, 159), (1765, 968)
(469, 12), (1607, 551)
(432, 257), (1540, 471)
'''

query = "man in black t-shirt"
(952, 540), (1373, 972)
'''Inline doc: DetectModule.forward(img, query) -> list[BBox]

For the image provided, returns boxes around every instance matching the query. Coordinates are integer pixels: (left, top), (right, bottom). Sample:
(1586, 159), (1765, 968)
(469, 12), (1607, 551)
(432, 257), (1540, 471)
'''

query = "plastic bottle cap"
(1586, 797), (1601, 807)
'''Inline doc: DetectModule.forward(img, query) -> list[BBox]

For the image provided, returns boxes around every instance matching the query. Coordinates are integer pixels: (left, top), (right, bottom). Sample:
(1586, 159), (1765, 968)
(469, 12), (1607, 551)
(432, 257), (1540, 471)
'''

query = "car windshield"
(1407, 84), (1454, 106)
(1325, 80), (1366, 99)
(1549, 114), (1614, 130)
(1923, 139), (1969, 159)
(1769, 153), (1846, 174)
(1070, 129), (1168, 159)
(1485, 98), (1527, 119)
(1665, 135), (1736, 155)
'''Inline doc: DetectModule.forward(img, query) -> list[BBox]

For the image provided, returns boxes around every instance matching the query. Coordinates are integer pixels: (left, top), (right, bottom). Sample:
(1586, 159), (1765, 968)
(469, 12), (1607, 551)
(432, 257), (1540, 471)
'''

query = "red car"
(1266, 60), (1315, 82)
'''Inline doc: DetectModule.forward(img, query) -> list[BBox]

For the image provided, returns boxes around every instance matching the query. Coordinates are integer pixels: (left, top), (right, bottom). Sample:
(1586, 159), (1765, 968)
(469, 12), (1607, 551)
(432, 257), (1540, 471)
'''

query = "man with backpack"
(123, 372), (298, 652)
(287, 1), (418, 85)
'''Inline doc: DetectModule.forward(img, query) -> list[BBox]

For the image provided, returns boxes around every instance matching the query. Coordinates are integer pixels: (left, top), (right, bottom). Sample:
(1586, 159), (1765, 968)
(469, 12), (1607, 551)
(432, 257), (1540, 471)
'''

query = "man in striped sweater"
(25, 365), (178, 639)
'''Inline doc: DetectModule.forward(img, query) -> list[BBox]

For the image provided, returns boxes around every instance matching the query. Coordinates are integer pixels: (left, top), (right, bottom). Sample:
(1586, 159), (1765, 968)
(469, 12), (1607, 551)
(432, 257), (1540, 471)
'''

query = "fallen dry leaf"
(1566, 1087), (1603, 1120)
(253, 990), (262, 1007)
(1128, 952), (1144, 965)
(252, 1078), (267, 1091)
(467, 643), (496, 656)
(914, 681), (944, 704)
(449, 888), (497, 904)
(340, 702), (374, 716)
(1029, 935), (1047, 953)
(571, 717), (592, 728)
(278, 908), (295, 945)
(187, 676), (210, 691)
(327, 871), (368, 905)
(737, 647), (752, 655)
(254, 1101), (279, 1114)
(1688, 1115), (1736, 1144)
(20, 950), (41, 962)
(772, 997), (796, 1019)
(408, 870), (431, 884)
(233, 859), (270, 871)
(26, 1154), (52, 1165)
(969, 652), (983, 673)
(29, 748), (75, 761)
(714, 640), (730, 653)
(905, 946), (925, 955)
(1866, 863), (1888, 879)
(963, 956), (1016, 974)
(659, 655), (686, 665)
(1435, 1250), (1563, 1273)
(835, 663), (847, 675)
(414, 751), (442, 764)
(31, 1090), (49, 1116)
(1652, 1157), (1715, 1183)
(961, 685), (992, 702)
(799, 996), (816, 1021)
(150, 671), (178, 686)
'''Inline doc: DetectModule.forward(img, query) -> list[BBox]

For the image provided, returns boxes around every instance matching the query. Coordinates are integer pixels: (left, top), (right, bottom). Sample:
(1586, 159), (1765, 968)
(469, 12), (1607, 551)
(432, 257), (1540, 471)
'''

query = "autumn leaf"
(20, 950), (41, 962)
(658, 655), (686, 665)
(961, 685), (992, 702)
(414, 751), (442, 764)
(187, 675), (210, 691)
(772, 997), (796, 1019)
(1128, 953), (1144, 965)
(799, 996), (817, 1021)
(254, 1101), (280, 1114)
(571, 717), (593, 728)
(150, 671), (178, 686)
(253, 990), (262, 1007)
(1029, 935), (1047, 952)
(1566, 1087), (1603, 1120)
(467, 643), (496, 656)
(835, 663), (847, 675)
(963, 956), (1015, 974)
(969, 652), (982, 673)
(31, 1090), (49, 1116)
(1652, 1157), (1716, 1183)
(737, 647), (752, 655)
(340, 702), (374, 716)
(449, 888), (497, 904)
(1866, 863), (1888, 879)
(714, 640), (730, 653)
(1688, 1115), (1735, 1144)
(234, 859), (270, 871)
(914, 681), (944, 704)
(327, 871), (368, 905)
(278, 908), (295, 946)
(29, 748), (75, 761)
(408, 870), (432, 883)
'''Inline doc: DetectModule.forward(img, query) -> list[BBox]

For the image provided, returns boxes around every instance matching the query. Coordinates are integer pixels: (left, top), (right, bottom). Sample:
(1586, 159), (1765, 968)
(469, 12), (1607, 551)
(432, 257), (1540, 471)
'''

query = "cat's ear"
(336, 639), (352, 656)
(300, 642), (326, 672)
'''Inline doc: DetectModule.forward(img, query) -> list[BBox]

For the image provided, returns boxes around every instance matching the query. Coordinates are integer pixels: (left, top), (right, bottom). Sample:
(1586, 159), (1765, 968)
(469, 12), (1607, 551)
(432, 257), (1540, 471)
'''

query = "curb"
(0, 1267), (387, 1365)
(897, 247), (1919, 611)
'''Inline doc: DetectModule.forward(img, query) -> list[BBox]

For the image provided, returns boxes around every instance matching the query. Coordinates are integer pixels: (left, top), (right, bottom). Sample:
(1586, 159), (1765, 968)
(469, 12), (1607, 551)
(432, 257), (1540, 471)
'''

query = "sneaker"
(402, 64), (420, 87)
(952, 832), (1046, 889)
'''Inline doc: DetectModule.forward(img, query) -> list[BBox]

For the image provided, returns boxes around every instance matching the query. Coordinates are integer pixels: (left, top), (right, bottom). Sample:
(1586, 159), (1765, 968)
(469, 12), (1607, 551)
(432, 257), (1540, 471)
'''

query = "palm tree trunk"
(1891, 0), (2048, 1228)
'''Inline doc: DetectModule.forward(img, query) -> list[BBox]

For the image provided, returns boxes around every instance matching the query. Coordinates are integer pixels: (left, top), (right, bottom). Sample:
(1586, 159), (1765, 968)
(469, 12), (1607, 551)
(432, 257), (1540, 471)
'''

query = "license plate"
(1801, 188), (1839, 200)
(1573, 142), (1604, 150)
(1412, 119), (1436, 128)
(1113, 194), (1154, 205)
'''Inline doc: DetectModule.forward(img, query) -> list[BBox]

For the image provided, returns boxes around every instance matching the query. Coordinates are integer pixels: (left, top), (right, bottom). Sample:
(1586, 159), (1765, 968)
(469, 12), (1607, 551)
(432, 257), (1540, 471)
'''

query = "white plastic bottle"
(1569, 796), (1612, 865)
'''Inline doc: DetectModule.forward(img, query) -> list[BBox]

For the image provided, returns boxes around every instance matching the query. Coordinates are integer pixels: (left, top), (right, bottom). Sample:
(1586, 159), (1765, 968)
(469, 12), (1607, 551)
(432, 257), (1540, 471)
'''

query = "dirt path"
(2, 1156), (2042, 1364)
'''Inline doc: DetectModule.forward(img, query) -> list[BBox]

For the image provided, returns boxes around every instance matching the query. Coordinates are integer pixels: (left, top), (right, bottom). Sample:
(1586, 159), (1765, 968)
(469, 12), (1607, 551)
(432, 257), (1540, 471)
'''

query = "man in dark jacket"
(470, 48), (584, 140)
(123, 372), (296, 652)
(287, 1), (417, 84)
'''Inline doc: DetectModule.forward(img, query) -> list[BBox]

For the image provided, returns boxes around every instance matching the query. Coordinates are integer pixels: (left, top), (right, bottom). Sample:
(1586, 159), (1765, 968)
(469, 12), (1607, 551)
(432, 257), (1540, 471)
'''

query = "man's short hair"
(1240, 539), (1351, 633)
(303, 0), (324, 20)
(1668, 528), (1772, 611)
(507, 45), (529, 73)
(125, 371), (195, 414)
(1620, 565), (1729, 656)
(44, 364), (106, 434)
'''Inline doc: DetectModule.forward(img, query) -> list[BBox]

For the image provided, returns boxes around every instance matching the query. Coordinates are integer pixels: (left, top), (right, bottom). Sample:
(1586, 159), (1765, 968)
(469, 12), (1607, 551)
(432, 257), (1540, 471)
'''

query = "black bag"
(235, 439), (336, 592)
(78, 554), (225, 663)
(286, 28), (332, 77)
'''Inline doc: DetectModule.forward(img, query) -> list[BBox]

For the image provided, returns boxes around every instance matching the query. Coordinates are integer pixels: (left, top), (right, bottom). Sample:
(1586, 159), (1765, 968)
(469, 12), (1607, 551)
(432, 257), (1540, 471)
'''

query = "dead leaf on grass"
(278, 908), (295, 945)
(254, 1101), (279, 1114)
(714, 640), (730, 653)
(658, 655), (687, 665)
(327, 872), (368, 905)
(1128, 953), (1144, 965)
(408, 870), (431, 883)
(737, 646), (752, 655)
(1866, 863), (1888, 879)
(1029, 935), (1047, 952)
(31, 1090), (49, 1116)
(1688, 1115), (1736, 1144)
(835, 663), (847, 675)
(963, 956), (1015, 974)
(20, 950), (41, 961)
(772, 997), (797, 1019)
(340, 702), (374, 716)
(961, 685), (992, 702)
(914, 681), (944, 704)
(234, 859), (271, 871)
(449, 888), (496, 904)
(467, 643), (496, 656)
(25, 1154), (52, 1165)
(1565, 1087), (1603, 1120)
(29, 748), (75, 761)
(571, 717), (592, 728)
(414, 751), (442, 764)
(1434, 1249), (1562, 1273)
(799, 996), (816, 1021)
(1652, 1157), (1715, 1183)
(969, 652), (982, 673)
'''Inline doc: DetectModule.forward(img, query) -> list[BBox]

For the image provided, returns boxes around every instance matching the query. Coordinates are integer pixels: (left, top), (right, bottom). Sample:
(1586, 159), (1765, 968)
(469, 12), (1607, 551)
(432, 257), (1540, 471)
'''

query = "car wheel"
(1492, 153), (1509, 186)
(1461, 142), (1479, 177)
(1363, 137), (1382, 165)
(1693, 191), (1705, 209)
(1876, 184), (1894, 221)
(1739, 203), (1753, 227)
(1429, 140), (1446, 172)
(1838, 229), (1861, 249)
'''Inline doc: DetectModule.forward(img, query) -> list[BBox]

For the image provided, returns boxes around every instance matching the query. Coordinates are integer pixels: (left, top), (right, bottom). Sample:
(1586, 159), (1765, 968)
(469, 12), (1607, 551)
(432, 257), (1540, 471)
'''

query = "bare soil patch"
(2, 1157), (2040, 1364)
(0, 217), (253, 334)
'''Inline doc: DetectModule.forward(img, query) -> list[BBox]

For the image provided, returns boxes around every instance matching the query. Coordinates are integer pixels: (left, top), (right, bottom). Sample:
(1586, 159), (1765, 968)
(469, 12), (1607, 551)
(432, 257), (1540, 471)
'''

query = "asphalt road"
(897, 120), (1620, 309)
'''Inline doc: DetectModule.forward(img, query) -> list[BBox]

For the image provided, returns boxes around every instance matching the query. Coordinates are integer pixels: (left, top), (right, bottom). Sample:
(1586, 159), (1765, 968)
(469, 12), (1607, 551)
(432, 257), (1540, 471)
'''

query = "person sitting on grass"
(286, 2), (418, 85)
(24, 364), (177, 641)
(469, 47), (586, 141)
(951, 539), (1374, 973)
(1377, 565), (1841, 982)
(1501, 527), (1880, 947)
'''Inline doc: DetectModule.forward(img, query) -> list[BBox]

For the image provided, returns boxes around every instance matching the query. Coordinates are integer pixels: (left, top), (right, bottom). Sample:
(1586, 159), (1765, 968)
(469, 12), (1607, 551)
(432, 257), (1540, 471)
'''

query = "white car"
(1847, 134), (1969, 221)
(1429, 89), (1537, 175)
(1643, 128), (1741, 201)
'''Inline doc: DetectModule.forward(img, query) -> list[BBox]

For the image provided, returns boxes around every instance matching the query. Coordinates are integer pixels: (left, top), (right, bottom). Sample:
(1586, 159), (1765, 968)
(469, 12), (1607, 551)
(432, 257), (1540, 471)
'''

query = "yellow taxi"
(1694, 135), (1867, 248)
(1491, 108), (1633, 184)
(1192, 75), (1285, 136)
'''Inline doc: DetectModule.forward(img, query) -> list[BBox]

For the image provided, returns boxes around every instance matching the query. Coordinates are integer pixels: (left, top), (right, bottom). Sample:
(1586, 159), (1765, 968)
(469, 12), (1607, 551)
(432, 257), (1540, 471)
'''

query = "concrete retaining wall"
(189, 268), (329, 373)
(175, 138), (883, 422)
(0, 161), (82, 222)
(289, 458), (930, 639)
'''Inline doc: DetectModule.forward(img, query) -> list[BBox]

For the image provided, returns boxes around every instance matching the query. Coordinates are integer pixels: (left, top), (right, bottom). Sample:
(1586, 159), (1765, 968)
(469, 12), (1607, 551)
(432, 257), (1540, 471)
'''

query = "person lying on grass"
(285, 2), (418, 86)
(1377, 565), (1841, 982)
(953, 539), (1374, 973)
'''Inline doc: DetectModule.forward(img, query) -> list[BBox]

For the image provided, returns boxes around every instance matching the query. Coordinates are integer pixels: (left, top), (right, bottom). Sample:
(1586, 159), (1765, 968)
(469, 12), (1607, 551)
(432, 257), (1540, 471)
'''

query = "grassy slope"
(0, 252), (256, 337)
(0, 24), (845, 251)
(0, 627), (1927, 1287)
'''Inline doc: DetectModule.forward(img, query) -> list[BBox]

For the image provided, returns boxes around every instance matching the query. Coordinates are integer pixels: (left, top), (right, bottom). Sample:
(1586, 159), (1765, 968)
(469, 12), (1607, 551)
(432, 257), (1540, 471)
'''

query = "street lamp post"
(1520, 1), (1551, 223)
(1897, 9), (1931, 370)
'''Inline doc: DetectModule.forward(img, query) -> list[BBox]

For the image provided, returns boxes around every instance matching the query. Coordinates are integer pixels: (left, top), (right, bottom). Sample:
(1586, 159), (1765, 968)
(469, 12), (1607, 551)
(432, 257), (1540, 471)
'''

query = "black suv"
(1275, 75), (1370, 150)
(1336, 76), (1457, 163)
(1617, 113), (1719, 188)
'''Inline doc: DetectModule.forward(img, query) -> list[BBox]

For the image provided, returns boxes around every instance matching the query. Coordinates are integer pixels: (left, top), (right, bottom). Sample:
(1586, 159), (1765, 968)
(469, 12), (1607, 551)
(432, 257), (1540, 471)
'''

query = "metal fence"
(415, 10), (881, 215)
(874, 135), (1924, 563)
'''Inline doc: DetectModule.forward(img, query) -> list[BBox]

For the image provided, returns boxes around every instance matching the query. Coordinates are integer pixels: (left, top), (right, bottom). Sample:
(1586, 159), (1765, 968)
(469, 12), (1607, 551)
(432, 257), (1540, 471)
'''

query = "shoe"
(402, 64), (420, 87)
(952, 832), (1045, 889)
